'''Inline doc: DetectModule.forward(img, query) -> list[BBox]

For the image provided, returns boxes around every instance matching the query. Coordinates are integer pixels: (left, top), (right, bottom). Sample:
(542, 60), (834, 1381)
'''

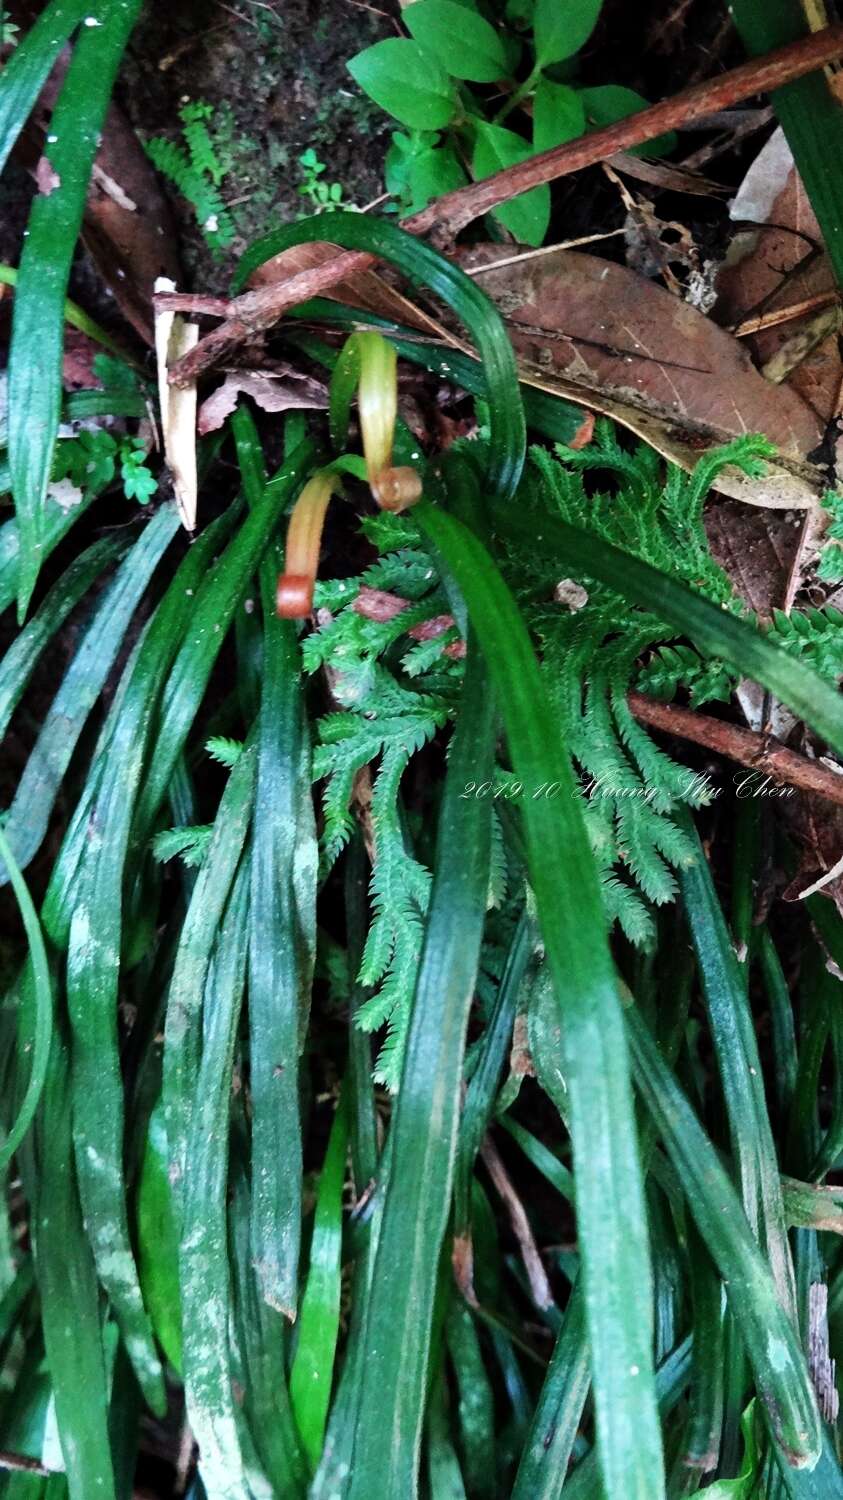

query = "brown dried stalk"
(628, 691), (843, 807)
(480, 1137), (556, 1313)
(162, 252), (374, 386)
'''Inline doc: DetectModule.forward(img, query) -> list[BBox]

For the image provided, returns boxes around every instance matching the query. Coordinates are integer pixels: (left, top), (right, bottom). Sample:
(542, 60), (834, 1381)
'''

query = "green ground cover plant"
(348, 0), (674, 241)
(3, 3), (843, 1499)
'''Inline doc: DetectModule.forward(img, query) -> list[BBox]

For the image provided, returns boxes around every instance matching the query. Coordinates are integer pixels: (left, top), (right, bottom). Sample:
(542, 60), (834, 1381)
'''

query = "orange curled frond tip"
(371, 466), (423, 513)
(276, 470), (338, 619)
(276, 573), (314, 619)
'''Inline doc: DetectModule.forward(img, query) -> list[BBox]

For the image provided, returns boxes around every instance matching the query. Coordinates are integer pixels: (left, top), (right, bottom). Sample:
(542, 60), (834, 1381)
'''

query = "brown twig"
(155, 292), (232, 316)
(732, 290), (840, 337)
(408, 24), (843, 237)
(166, 251), (378, 386)
(627, 691), (843, 806)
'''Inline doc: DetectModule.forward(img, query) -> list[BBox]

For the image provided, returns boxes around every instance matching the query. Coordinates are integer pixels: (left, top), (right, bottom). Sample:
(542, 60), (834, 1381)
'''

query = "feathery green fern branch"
(306, 422), (843, 1074)
(145, 100), (234, 253)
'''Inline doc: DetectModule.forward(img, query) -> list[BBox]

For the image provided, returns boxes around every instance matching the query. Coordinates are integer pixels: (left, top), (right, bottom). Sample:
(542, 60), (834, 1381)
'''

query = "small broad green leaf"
(579, 85), (677, 157)
(472, 122), (550, 246)
(385, 131), (468, 214)
(347, 39), (455, 130)
(533, 78), (585, 151)
(404, 0), (509, 82)
(533, 0), (602, 65)
(91, 352), (140, 391)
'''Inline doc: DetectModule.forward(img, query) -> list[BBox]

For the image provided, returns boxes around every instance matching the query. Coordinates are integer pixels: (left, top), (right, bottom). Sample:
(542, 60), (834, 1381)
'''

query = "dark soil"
(120, 0), (396, 291)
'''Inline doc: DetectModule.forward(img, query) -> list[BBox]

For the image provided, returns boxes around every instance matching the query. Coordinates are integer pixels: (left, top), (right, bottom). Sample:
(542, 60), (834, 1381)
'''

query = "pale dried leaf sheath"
(154, 276), (199, 530)
(154, 276), (176, 443)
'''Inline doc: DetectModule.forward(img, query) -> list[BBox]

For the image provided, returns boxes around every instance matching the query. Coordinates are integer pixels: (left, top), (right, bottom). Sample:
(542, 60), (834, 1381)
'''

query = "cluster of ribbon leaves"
(5, 5), (843, 1497)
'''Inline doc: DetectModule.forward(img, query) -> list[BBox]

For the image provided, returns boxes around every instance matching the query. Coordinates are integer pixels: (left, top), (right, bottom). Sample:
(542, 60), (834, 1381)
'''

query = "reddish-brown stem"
(409, 24), (843, 238)
(154, 292), (231, 316)
(628, 690), (843, 807)
(168, 251), (375, 386)
(167, 24), (843, 385)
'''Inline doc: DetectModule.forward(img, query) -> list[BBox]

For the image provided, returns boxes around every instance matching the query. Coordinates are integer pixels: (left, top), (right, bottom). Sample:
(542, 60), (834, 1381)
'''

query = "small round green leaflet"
(414, 499), (666, 1500)
(0, 824), (53, 1171)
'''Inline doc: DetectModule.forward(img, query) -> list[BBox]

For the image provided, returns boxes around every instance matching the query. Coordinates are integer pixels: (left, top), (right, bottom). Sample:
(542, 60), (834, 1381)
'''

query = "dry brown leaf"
(604, 162), (703, 297)
(608, 149), (726, 198)
(705, 501), (804, 616)
(81, 102), (183, 345)
(62, 327), (108, 390)
(716, 128), (841, 427)
(461, 243), (825, 508)
(197, 368), (328, 436)
(19, 36), (182, 345)
(35, 155), (60, 195)
(781, 790), (843, 918)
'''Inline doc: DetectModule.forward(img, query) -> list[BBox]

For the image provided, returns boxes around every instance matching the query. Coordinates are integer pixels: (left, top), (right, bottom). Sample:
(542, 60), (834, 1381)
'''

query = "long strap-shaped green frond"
(7, 0), (142, 619)
(415, 500), (666, 1500)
